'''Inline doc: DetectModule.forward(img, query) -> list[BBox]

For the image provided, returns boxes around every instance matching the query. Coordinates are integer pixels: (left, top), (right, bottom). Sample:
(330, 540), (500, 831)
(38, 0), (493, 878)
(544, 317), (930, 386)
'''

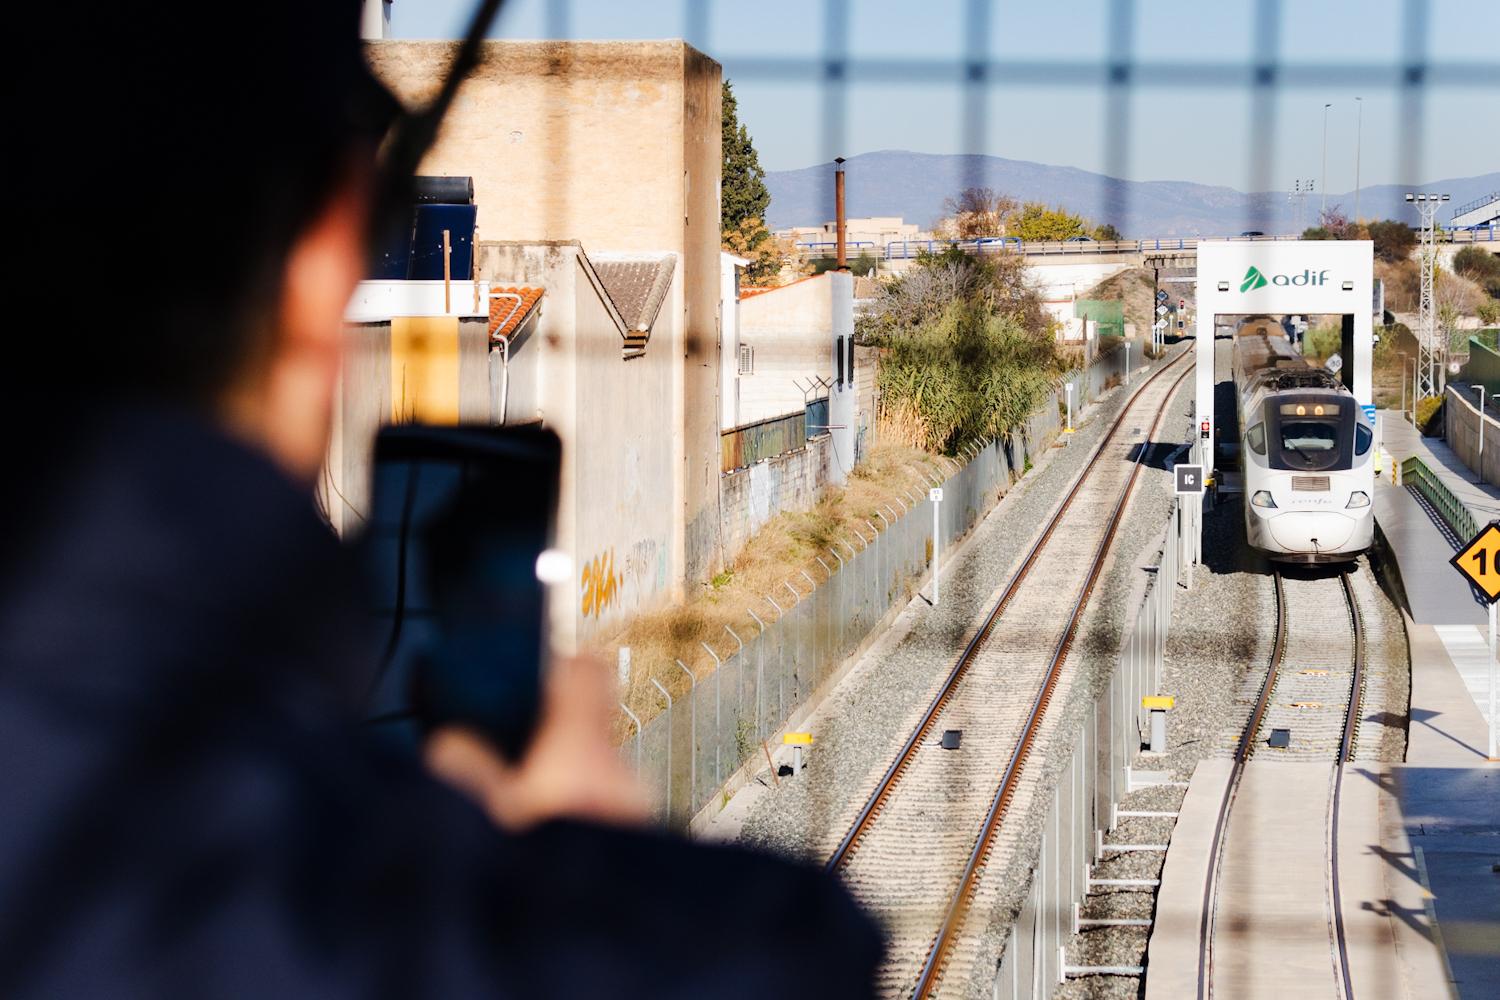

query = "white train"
(1232, 317), (1374, 563)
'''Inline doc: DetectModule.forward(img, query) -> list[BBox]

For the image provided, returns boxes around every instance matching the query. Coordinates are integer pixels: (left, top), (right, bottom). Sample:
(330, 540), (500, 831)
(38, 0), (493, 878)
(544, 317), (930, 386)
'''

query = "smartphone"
(360, 424), (561, 762)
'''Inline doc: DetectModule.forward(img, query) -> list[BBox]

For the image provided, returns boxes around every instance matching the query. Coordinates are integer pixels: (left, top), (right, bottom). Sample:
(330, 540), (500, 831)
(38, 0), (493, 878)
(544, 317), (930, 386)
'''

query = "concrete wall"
(1032, 260), (1136, 338)
(719, 436), (832, 565)
(1444, 384), (1500, 487)
(854, 344), (879, 462)
(680, 44), (726, 587)
(720, 254), (746, 430)
(737, 275), (836, 424)
(476, 241), (677, 648)
(572, 262), (676, 645)
(368, 38), (725, 592)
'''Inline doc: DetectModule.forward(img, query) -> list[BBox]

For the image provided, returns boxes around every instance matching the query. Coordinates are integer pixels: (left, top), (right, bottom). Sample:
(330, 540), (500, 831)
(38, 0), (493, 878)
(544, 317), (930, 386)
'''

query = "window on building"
(738, 344), (755, 375)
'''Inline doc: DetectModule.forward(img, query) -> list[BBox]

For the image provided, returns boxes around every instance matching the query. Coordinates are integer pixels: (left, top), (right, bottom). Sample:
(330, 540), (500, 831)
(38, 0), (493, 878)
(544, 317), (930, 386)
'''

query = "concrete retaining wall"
(719, 436), (833, 565)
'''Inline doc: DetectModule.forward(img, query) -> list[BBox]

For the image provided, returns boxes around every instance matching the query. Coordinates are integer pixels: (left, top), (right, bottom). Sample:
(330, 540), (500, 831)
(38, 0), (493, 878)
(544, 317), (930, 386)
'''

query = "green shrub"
(1454, 246), (1500, 286)
(1415, 395), (1443, 436)
(867, 298), (1058, 454)
(1367, 219), (1416, 263)
(1302, 325), (1343, 363)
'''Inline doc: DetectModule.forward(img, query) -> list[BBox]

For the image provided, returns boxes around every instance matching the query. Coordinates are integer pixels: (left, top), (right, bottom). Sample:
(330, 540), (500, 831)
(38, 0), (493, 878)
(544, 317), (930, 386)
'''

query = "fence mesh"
(625, 344), (1148, 824)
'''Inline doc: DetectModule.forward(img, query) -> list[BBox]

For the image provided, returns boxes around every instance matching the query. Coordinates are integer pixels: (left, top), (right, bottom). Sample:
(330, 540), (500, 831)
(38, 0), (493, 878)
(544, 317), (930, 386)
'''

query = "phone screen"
(361, 424), (560, 761)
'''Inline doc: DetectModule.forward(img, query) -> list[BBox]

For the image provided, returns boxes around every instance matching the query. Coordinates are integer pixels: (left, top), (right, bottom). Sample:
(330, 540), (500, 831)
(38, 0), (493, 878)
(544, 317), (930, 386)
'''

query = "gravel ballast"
(728, 351), (1188, 862)
(716, 347), (1200, 998)
(1053, 339), (1413, 999)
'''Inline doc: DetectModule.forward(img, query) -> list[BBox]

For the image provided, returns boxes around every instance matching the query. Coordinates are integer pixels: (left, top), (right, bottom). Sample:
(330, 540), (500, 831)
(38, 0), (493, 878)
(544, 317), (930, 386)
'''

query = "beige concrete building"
(777, 216), (924, 253)
(347, 39), (723, 646)
(735, 274), (839, 425)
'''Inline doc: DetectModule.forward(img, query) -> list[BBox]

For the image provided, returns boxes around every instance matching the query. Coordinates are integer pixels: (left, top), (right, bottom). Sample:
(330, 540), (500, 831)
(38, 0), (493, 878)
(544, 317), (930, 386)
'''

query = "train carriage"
(1232, 317), (1375, 563)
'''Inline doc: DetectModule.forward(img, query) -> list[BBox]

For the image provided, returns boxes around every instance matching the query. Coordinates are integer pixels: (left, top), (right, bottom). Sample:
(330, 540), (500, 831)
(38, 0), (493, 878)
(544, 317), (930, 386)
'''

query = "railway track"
(1196, 567), (1366, 1000)
(823, 347), (1194, 999)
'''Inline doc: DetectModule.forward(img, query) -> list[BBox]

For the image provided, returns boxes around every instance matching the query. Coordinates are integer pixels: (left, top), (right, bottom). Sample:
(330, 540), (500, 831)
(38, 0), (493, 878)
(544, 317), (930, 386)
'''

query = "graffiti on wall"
(580, 549), (623, 619)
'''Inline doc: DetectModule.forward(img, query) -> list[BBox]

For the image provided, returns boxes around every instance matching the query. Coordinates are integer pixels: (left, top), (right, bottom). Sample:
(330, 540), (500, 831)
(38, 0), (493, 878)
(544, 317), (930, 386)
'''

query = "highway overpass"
(801, 224), (1499, 270)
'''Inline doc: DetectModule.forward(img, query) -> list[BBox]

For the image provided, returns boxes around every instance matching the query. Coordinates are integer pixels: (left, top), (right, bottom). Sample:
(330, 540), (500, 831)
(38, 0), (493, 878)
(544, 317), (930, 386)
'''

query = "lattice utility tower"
(1406, 192), (1449, 398)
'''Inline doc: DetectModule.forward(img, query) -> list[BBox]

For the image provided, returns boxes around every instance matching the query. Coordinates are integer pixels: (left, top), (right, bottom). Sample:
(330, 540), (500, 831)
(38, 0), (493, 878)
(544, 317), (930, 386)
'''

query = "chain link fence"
(622, 344), (1151, 824)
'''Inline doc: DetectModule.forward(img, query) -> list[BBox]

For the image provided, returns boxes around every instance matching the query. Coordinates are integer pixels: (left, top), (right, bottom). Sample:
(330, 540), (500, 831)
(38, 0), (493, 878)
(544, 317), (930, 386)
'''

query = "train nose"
(1267, 511), (1356, 552)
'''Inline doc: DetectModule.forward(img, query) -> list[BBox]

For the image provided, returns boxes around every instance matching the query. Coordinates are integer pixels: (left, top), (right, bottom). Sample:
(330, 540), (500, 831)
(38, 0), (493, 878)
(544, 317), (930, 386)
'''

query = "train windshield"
(1264, 396), (1355, 471)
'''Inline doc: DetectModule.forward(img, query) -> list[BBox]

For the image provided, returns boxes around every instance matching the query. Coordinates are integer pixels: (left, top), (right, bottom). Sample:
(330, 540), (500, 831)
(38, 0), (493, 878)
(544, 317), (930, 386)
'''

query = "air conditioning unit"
(738, 344), (755, 375)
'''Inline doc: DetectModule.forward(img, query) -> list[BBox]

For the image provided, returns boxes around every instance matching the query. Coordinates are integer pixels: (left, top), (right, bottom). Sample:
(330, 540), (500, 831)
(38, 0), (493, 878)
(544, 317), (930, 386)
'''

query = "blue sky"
(391, 1), (1499, 193)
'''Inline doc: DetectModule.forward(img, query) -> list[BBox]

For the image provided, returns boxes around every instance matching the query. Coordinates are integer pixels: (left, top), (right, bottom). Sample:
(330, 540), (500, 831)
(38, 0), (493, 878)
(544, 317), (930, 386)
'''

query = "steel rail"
(1329, 571), (1366, 999)
(1196, 570), (1288, 999)
(911, 359), (1196, 998)
(1196, 569), (1364, 1000)
(825, 348), (1195, 876)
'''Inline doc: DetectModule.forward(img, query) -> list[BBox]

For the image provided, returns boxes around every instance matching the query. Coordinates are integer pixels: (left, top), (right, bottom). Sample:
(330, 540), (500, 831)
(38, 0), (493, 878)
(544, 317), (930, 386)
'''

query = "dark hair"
(14, 2), (395, 405)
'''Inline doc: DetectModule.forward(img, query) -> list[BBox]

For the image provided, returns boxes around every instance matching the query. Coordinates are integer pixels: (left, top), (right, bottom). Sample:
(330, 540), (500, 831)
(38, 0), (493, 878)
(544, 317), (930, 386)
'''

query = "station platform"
(1374, 410), (1500, 739)
(1374, 410), (1500, 629)
(1146, 587), (1500, 998)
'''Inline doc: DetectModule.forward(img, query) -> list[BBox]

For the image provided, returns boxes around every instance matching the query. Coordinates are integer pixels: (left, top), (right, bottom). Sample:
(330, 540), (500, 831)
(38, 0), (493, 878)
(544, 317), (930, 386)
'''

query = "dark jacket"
(0, 407), (882, 998)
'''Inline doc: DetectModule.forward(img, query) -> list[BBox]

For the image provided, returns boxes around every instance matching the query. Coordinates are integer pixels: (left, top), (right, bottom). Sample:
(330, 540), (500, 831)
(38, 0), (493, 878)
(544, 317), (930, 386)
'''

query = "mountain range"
(764, 150), (1499, 237)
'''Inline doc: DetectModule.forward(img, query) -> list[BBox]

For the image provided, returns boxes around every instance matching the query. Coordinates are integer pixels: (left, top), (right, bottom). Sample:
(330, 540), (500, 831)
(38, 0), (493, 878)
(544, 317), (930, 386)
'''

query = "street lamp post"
(1410, 355), (1419, 425)
(1474, 384), (1488, 485)
(1399, 352), (1409, 422)
(1320, 103), (1332, 220)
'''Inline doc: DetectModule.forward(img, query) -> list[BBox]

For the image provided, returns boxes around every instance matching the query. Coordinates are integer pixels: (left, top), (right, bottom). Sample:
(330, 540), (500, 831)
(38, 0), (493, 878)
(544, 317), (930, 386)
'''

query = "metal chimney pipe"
(834, 157), (847, 271)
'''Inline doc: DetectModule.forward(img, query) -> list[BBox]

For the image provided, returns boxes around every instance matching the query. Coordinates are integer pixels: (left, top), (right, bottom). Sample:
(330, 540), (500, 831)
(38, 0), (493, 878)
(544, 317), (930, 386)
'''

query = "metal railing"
(720, 397), (834, 473)
(797, 226), (1500, 262)
(1400, 454), (1478, 543)
(720, 409), (807, 472)
(1450, 191), (1500, 222)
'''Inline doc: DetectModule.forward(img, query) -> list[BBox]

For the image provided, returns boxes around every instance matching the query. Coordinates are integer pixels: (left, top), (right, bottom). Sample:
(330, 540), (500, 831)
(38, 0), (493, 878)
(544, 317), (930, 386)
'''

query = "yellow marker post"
(782, 732), (814, 775)
(1142, 695), (1173, 752)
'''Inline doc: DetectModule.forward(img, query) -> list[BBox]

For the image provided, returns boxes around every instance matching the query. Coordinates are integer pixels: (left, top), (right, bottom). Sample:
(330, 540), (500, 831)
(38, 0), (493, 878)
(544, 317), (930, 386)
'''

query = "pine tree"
(721, 81), (769, 234)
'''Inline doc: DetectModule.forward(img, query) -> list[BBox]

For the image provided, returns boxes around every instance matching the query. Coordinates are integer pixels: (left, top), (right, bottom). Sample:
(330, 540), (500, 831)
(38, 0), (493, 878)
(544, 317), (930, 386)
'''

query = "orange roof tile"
(489, 286), (544, 340)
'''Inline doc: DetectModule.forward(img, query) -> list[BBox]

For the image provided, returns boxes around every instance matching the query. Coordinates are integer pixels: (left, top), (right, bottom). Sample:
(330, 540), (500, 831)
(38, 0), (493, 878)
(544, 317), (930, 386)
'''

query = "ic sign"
(1174, 464), (1205, 495)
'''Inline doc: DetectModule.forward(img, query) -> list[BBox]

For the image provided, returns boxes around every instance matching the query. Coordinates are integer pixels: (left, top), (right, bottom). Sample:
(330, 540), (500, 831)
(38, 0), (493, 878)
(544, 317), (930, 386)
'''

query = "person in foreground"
(0, 3), (883, 996)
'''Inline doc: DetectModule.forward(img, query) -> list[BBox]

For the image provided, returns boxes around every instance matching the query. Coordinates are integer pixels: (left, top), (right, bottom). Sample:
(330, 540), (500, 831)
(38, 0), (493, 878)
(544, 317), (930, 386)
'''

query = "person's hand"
(423, 655), (651, 831)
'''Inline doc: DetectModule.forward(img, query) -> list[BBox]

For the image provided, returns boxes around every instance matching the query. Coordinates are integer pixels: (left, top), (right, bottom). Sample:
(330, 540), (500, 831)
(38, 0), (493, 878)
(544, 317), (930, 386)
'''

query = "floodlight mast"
(1407, 191), (1450, 399)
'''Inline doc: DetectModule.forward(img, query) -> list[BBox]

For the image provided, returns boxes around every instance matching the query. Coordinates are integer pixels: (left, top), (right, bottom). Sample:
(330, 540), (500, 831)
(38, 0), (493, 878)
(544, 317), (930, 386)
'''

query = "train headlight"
(1251, 490), (1278, 508)
(1346, 491), (1371, 509)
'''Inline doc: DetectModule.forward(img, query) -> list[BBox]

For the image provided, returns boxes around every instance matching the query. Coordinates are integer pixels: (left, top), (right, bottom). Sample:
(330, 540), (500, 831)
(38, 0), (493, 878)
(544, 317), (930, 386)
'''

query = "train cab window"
(1355, 423), (1373, 455)
(1246, 423), (1267, 456)
(1266, 397), (1353, 472)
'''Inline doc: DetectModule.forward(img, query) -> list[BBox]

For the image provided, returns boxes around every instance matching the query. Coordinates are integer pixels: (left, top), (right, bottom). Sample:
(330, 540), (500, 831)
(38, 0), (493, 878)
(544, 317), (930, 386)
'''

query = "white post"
(1065, 382), (1075, 433)
(930, 486), (943, 606)
(1490, 600), (1497, 761)
(1482, 599), (1494, 761)
(1474, 386), (1487, 485)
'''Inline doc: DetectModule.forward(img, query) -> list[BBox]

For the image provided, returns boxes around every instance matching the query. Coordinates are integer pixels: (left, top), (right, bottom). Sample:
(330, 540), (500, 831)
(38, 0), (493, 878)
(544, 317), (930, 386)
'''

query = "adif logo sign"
(1239, 265), (1330, 292)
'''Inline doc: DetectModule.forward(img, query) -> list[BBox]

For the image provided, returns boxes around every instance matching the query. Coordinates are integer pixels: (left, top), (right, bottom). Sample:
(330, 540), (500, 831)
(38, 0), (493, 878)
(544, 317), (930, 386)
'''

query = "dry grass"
(597, 441), (975, 729)
(1082, 267), (1171, 338)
